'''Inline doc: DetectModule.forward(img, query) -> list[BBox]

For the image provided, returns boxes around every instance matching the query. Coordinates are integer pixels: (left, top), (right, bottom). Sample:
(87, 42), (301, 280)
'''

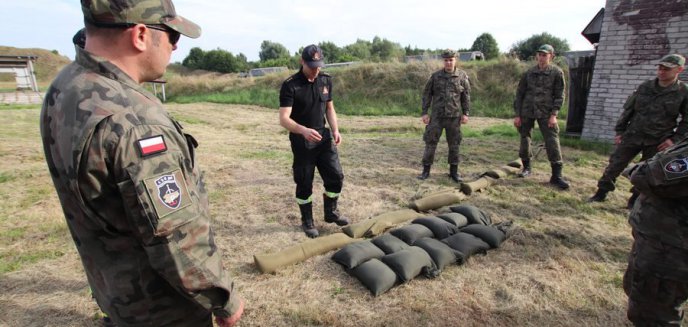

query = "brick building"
(582, 0), (688, 141)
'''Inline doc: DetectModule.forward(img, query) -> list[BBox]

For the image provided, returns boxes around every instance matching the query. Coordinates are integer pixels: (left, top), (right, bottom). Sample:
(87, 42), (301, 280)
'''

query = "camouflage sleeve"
(670, 95), (688, 143)
(551, 69), (565, 116)
(513, 72), (527, 116)
(461, 76), (471, 116)
(615, 91), (637, 134)
(421, 74), (434, 115)
(98, 121), (241, 318)
(630, 139), (688, 198)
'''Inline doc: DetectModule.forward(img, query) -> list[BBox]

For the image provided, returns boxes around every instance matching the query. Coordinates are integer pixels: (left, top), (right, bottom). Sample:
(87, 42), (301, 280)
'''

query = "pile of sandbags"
(332, 205), (512, 295)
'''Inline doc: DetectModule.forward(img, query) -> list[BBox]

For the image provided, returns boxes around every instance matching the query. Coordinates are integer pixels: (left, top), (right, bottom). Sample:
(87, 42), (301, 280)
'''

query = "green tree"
(370, 36), (405, 62)
(470, 33), (500, 60)
(344, 39), (372, 61)
(203, 48), (237, 73)
(182, 47), (205, 70)
(318, 41), (343, 64)
(259, 40), (290, 62)
(509, 32), (570, 61)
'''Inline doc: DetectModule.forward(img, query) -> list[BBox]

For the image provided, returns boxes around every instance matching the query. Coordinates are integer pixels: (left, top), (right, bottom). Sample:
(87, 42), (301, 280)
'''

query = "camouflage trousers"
(517, 117), (562, 164)
(422, 116), (462, 166)
(624, 230), (688, 326)
(597, 141), (658, 192)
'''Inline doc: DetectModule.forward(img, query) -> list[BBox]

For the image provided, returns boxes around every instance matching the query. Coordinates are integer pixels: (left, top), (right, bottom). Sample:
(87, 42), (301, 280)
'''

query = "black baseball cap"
(302, 44), (324, 68)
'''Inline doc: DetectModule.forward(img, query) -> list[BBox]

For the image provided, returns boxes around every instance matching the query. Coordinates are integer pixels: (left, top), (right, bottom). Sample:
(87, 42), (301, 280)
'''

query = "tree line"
(181, 32), (570, 74)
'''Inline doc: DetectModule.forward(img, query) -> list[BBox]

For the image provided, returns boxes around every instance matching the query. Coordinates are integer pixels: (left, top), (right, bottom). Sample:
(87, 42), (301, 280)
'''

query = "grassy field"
(0, 103), (646, 326)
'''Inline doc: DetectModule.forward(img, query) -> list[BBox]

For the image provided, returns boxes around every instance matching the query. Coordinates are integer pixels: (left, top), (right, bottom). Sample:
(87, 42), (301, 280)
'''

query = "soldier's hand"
(547, 115), (557, 128)
(302, 128), (322, 142)
(657, 138), (674, 152)
(215, 299), (244, 327)
(614, 135), (622, 145)
(333, 130), (342, 146)
(461, 115), (469, 124)
(421, 114), (430, 125)
(513, 117), (521, 128)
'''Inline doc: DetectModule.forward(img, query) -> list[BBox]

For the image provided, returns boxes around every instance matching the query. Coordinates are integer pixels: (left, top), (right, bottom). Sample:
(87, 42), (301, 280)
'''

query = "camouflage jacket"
(421, 68), (471, 118)
(513, 64), (565, 119)
(40, 48), (240, 326)
(629, 137), (688, 250)
(615, 79), (688, 145)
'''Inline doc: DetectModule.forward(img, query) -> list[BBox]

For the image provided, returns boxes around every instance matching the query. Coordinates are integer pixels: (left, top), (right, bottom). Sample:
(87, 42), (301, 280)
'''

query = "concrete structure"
(582, 0), (688, 141)
(0, 55), (39, 92)
(404, 51), (485, 63)
(248, 66), (288, 77)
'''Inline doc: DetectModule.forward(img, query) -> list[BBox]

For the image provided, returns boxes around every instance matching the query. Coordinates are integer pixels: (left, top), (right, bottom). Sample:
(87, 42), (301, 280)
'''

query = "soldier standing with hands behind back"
(417, 49), (471, 183)
(513, 44), (570, 190)
(40, 0), (243, 326)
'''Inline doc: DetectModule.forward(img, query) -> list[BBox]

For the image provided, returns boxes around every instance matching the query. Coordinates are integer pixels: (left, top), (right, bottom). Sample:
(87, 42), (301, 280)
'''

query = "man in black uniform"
(279, 44), (349, 238)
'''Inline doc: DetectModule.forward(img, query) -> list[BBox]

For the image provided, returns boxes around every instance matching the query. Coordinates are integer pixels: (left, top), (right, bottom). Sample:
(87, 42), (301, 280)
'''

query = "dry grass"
(1, 103), (641, 326)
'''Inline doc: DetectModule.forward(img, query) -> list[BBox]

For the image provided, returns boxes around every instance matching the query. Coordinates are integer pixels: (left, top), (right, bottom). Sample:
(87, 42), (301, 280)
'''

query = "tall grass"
(165, 58), (559, 119)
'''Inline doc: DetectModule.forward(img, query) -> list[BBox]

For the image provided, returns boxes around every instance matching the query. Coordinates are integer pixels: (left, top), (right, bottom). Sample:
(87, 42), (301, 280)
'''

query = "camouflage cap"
(302, 44), (324, 68)
(81, 0), (201, 39)
(441, 49), (457, 59)
(657, 54), (686, 68)
(537, 44), (555, 54)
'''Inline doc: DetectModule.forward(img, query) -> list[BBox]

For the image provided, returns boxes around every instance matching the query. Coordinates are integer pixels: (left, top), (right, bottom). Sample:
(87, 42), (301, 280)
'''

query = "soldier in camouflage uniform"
(39, 1), (244, 326)
(513, 44), (569, 190)
(589, 54), (687, 206)
(418, 49), (471, 183)
(623, 136), (688, 326)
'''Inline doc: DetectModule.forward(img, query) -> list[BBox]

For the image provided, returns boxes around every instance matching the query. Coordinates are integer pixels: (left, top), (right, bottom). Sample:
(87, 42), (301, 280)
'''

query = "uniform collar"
(75, 47), (155, 98)
(653, 78), (680, 92)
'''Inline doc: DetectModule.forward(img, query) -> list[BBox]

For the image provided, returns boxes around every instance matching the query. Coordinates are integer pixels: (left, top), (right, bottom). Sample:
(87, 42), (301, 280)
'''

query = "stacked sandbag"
(332, 204), (511, 296)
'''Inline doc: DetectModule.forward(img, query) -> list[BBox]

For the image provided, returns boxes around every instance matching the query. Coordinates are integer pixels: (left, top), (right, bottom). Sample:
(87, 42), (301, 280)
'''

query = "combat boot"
(549, 162), (570, 190)
(299, 202), (319, 238)
(587, 188), (608, 202)
(449, 164), (462, 183)
(323, 194), (350, 226)
(518, 159), (532, 178)
(417, 165), (431, 180)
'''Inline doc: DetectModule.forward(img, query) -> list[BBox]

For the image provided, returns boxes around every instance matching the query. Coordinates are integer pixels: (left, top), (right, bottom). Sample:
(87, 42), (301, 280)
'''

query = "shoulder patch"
(662, 157), (688, 179)
(143, 169), (192, 218)
(319, 71), (331, 77)
(137, 135), (167, 157)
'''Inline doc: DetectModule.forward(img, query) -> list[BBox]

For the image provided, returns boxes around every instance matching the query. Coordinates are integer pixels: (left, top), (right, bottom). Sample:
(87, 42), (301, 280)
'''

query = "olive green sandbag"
(460, 177), (495, 195)
(342, 209), (424, 238)
(482, 169), (508, 179)
(380, 246), (439, 282)
(254, 233), (356, 273)
(436, 212), (469, 228)
(507, 158), (523, 168)
(371, 233), (410, 254)
(410, 191), (466, 211)
(501, 165), (521, 174)
(331, 240), (386, 269)
(449, 204), (492, 225)
(351, 258), (398, 296)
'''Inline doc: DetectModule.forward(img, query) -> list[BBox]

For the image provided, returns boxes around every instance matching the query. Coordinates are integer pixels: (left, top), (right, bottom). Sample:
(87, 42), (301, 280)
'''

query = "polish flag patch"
(137, 135), (167, 157)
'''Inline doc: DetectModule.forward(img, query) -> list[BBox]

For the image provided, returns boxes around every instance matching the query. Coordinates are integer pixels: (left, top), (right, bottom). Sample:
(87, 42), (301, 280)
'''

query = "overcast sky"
(1, 0), (605, 63)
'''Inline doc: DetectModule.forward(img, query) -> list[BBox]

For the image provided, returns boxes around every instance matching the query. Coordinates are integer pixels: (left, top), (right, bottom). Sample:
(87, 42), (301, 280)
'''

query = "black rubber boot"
(417, 165), (431, 180)
(549, 162), (570, 190)
(449, 164), (462, 183)
(299, 202), (319, 238)
(323, 194), (350, 226)
(587, 188), (608, 202)
(518, 159), (531, 178)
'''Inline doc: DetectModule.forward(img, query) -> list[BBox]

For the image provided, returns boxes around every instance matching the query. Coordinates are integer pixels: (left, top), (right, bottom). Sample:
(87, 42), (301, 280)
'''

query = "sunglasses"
(145, 25), (181, 46)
